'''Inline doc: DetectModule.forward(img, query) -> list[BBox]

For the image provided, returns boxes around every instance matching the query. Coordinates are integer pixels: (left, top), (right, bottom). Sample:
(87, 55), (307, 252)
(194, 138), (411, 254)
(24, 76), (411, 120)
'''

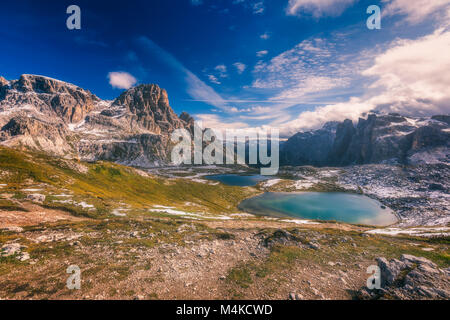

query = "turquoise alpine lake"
(239, 192), (397, 226)
(206, 174), (269, 187)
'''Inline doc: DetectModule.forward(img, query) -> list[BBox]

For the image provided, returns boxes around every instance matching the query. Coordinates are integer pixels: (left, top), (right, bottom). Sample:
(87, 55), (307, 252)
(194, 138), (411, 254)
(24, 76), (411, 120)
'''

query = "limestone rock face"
(0, 116), (72, 156)
(281, 113), (450, 166)
(5, 74), (99, 123)
(112, 84), (186, 134)
(0, 75), (193, 167)
(280, 121), (338, 166)
(0, 76), (8, 87)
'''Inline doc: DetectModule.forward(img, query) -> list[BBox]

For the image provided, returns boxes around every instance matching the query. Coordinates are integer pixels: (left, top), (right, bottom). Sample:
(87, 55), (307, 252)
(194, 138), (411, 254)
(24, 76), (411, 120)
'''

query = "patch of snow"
(262, 179), (282, 188)
(52, 199), (73, 204)
(78, 202), (94, 209)
(68, 119), (86, 131)
(319, 170), (340, 178)
(279, 219), (320, 225)
(149, 205), (232, 221)
(111, 209), (127, 217)
(230, 213), (255, 218)
(293, 180), (315, 189)
(80, 138), (138, 144)
(153, 205), (175, 209)
(408, 147), (449, 165)
(366, 227), (450, 237)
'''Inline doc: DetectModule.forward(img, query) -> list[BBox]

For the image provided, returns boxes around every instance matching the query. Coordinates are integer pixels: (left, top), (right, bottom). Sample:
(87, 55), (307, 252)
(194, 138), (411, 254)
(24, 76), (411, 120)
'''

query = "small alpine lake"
(205, 174), (269, 187)
(239, 192), (398, 226)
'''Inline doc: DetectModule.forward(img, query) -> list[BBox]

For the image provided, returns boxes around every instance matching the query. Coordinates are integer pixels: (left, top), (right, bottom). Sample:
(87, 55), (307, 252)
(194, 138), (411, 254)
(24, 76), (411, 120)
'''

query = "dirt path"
(0, 202), (87, 229)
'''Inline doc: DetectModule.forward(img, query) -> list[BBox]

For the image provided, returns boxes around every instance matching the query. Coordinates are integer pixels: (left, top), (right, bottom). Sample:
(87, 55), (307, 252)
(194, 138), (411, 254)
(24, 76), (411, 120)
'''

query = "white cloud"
(281, 28), (450, 134)
(215, 64), (228, 77)
(253, 1), (265, 14)
(286, 0), (357, 17)
(252, 38), (362, 92)
(233, 62), (247, 74)
(383, 0), (450, 24)
(107, 72), (137, 89)
(260, 33), (270, 40)
(282, 97), (372, 134)
(208, 74), (221, 84)
(362, 28), (450, 116)
(256, 50), (268, 57)
(272, 76), (350, 101)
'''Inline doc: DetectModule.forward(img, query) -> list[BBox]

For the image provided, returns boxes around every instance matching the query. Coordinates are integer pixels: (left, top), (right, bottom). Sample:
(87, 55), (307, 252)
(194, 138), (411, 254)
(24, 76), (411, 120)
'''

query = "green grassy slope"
(0, 146), (257, 218)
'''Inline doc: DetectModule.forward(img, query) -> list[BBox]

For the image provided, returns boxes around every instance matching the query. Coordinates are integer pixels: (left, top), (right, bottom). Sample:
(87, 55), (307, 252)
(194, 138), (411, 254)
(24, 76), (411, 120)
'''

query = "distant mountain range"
(0, 74), (448, 167)
(281, 113), (449, 166)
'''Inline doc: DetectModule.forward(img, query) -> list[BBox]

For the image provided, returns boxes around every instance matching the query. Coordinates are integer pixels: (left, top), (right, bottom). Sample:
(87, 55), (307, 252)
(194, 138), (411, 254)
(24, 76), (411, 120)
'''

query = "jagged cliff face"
(0, 75), (192, 166)
(281, 113), (450, 166)
(281, 122), (339, 167)
(1, 74), (99, 123)
(111, 84), (186, 134)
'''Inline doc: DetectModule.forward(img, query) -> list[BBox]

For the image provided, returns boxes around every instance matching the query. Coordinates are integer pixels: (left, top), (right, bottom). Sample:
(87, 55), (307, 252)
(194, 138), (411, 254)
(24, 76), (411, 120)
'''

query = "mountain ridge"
(1, 74), (449, 168)
(281, 113), (450, 166)
(0, 74), (192, 167)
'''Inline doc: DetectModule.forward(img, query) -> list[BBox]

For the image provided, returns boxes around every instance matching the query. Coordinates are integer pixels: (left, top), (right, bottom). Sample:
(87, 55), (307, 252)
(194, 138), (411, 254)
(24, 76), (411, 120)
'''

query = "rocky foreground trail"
(0, 214), (448, 300)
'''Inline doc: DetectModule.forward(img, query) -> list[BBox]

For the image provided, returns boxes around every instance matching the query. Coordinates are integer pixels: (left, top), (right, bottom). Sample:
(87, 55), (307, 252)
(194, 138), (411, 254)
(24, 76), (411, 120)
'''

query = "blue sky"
(1, 0), (449, 136)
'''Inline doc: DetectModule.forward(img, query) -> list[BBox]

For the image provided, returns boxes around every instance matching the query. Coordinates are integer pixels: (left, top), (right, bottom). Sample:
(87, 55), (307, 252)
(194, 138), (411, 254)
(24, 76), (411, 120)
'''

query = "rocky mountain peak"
(432, 115), (450, 125)
(112, 84), (185, 133)
(12, 75), (95, 98)
(114, 84), (171, 110)
(282, 113), (450, 166)
(0, 74), (99, 123)
(0, 76), (8, 87)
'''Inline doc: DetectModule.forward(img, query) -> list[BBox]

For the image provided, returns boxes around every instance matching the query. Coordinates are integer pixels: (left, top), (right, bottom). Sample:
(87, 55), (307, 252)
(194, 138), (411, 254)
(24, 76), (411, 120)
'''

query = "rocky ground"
(358, 254), (450, 299)
(0, 204), (448, 300)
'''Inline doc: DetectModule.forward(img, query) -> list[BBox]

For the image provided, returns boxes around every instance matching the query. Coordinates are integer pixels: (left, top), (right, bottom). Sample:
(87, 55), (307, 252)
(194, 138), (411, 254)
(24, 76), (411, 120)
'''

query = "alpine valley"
(0, 74), (449, 300)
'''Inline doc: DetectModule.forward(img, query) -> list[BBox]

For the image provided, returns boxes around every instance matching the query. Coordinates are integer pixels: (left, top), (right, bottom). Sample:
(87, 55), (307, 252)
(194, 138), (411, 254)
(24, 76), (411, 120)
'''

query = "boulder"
(358, 254), (450, 300)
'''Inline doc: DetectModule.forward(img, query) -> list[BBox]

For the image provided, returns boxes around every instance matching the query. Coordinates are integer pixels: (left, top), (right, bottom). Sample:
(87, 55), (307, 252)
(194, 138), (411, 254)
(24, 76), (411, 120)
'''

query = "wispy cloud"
(195, 113), (249, 130)
(286, 0), (357, 17)
(214, 64), (228, 78)
(233, 62), (247, 74)
(383, 0), (450, 24)
(251, 37), (365, 95)
(256, 50), (268, 57)
(208, 74), (221, 84)
(137, 36), (230, 111)
(252, 1), (265, 14)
